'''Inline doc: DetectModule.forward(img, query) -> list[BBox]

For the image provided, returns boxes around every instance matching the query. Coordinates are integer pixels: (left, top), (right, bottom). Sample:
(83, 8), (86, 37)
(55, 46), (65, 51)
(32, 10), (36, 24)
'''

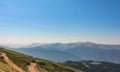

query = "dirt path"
(1, 53), (25, 72)
(27, 63), (42, 72)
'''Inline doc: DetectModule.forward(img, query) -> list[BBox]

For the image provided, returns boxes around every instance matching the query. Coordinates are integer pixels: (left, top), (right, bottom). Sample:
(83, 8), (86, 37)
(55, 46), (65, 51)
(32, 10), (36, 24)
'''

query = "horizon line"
(0, 41), (120, 45)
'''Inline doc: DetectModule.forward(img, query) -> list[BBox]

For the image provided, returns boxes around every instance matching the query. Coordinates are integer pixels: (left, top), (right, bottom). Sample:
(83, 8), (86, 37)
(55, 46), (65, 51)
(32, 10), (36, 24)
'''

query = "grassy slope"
(0, 62), (17, 72)
(36, 58), (82, 72)
(0, 48), (33, 71)
(0, 47), (83, 72)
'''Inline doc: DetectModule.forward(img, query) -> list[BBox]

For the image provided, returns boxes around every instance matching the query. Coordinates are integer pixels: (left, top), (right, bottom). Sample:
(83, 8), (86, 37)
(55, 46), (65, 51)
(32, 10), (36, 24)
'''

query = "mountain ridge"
(3, 42), (120, 63)
(1, 42), (120, 50)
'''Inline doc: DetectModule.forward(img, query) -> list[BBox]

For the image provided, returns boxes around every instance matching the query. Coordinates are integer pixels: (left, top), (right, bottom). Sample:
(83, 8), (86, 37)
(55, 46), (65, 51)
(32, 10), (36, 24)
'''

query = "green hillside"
(0, 47), (83, 72)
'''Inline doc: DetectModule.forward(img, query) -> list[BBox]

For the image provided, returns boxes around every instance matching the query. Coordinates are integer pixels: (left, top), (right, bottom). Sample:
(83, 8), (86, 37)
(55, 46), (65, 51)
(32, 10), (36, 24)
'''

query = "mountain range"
(1, 42), (120, 63)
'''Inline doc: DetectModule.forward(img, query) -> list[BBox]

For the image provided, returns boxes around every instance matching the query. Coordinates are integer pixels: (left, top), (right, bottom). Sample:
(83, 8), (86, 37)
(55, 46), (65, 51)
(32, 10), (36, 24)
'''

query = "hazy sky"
(0, 0), (120, 44)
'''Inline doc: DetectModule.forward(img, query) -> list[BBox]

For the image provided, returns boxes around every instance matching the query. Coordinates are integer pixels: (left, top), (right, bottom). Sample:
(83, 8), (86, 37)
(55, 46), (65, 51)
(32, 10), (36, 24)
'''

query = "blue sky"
(0, 0), (120, 44)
